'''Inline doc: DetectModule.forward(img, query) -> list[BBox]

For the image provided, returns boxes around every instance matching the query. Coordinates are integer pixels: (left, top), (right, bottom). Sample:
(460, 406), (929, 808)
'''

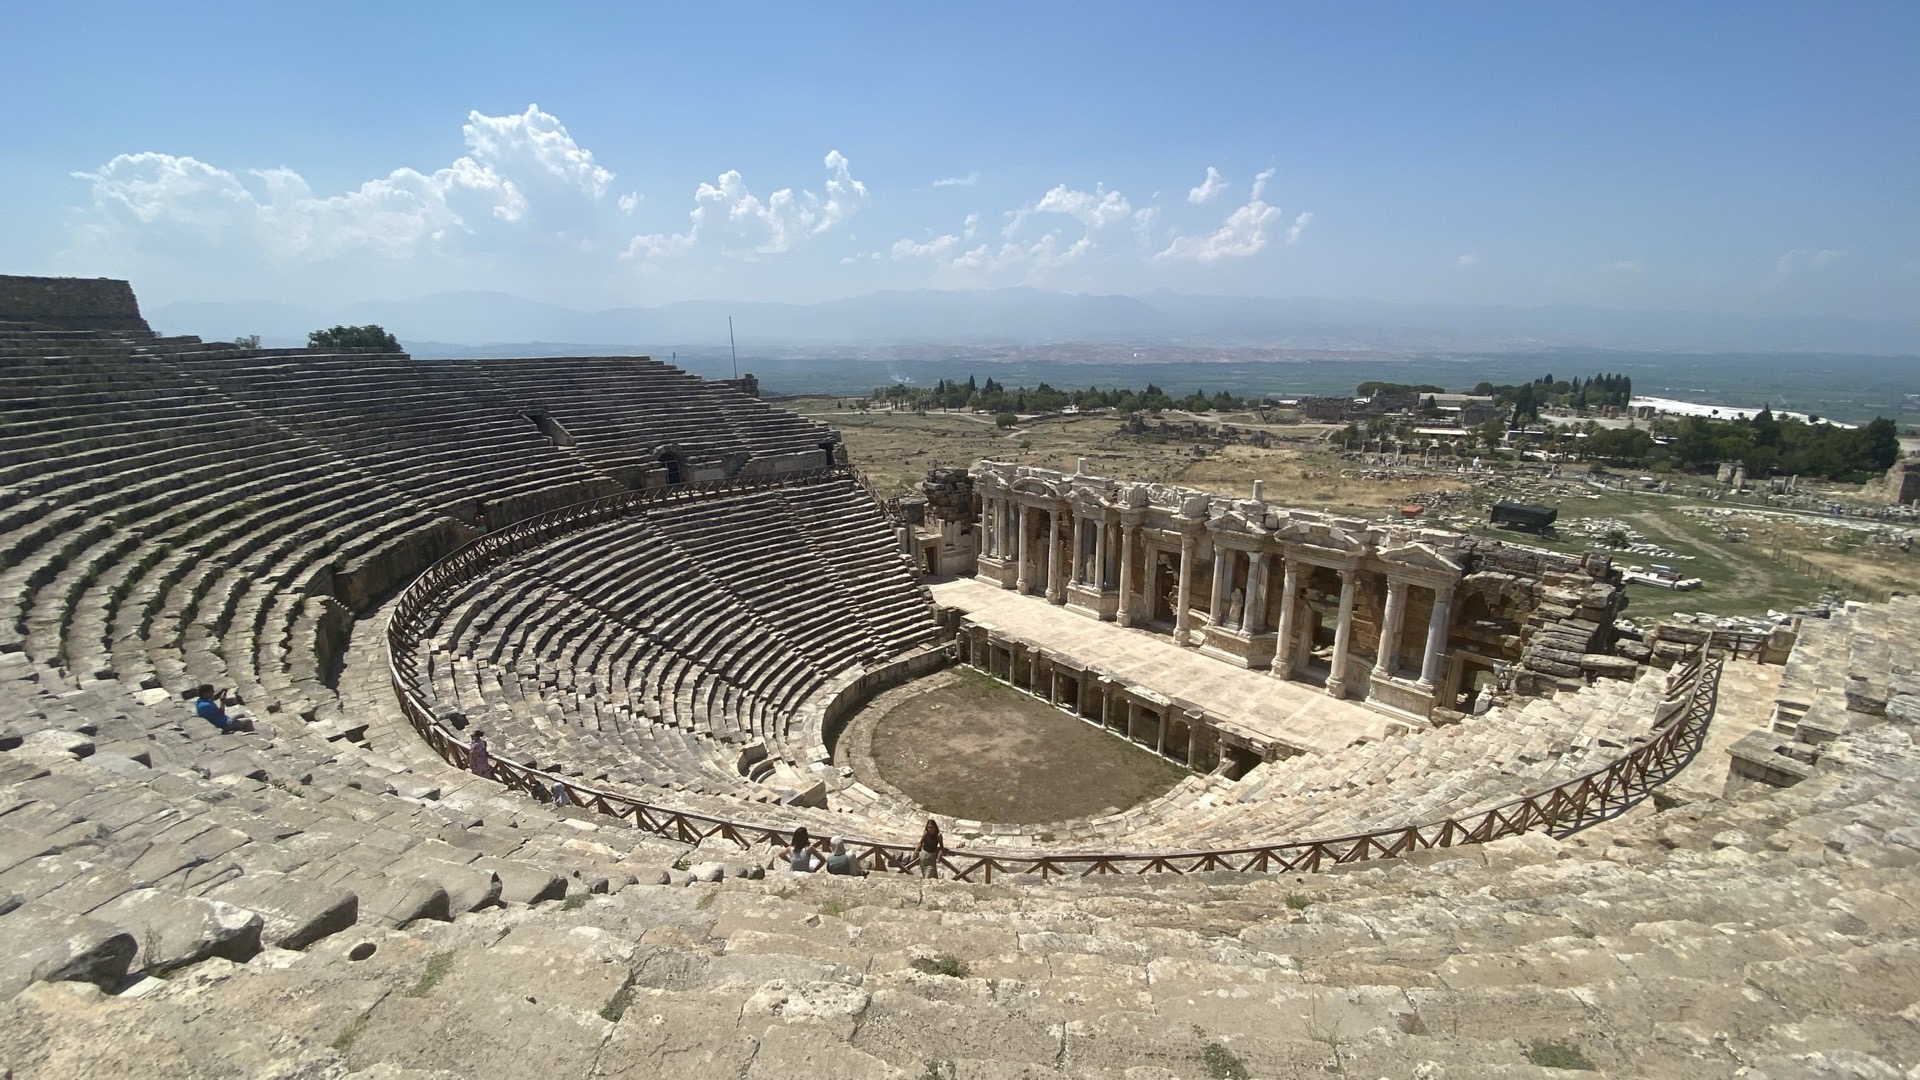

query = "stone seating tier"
(400, 477), (940, 819)
(0, 325), (862, 1001)
(0, 708), (1914, 1077)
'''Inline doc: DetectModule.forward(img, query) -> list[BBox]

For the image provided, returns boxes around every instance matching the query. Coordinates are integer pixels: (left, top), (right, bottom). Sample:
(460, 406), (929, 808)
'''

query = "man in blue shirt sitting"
(193, 685), (255, 733)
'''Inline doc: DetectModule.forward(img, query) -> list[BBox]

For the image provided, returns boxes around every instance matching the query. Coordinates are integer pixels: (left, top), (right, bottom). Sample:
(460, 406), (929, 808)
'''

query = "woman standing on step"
(917, 819), (944, 879)
(468, 730), (493, 779)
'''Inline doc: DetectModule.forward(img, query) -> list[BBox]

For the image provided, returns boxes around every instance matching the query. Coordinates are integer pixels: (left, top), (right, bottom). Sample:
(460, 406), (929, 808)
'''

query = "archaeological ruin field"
(0, 275), (1915, 1079)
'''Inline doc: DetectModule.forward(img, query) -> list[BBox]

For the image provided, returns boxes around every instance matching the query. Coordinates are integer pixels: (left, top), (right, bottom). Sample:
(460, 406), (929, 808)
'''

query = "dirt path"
(1624, 509), (1794, 606)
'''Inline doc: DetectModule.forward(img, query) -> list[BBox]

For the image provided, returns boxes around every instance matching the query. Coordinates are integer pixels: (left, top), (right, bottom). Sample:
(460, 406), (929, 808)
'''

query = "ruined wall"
(0, 275), (151, 334)
(1885, 460), (1920, 505)
(918, 467), (978, 575)
(1457, 540), (1627, 688)
(334, 518), (480, 613)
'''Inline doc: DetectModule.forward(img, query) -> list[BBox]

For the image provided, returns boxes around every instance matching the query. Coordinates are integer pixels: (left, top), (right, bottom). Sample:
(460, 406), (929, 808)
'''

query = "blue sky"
(3, 1), (1915, 318)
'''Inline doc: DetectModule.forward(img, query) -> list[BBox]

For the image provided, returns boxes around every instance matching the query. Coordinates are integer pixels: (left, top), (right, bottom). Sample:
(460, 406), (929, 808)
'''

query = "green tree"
(232, 334), (262, 349)
(1861, 417), (1900, 471)
(308, 324), (401, 351)
(994, 411), (1019, 429)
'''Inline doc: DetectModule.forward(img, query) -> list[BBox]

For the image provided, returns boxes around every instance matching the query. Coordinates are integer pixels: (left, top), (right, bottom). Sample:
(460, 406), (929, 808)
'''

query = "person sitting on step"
(825, 835), (865, 877)
(784, 826), (820, 873)
(191, 684), (254, 733)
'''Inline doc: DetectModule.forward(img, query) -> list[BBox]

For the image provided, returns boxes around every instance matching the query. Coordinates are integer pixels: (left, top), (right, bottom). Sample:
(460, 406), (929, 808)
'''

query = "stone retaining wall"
(0, 275), (150, 333)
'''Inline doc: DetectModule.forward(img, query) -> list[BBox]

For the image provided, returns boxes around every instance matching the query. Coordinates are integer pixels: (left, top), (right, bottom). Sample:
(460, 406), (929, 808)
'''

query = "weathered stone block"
(89, 889), (262, 975)
(0, 902), (136, 999)
(208, 872), (357, 950)
(471, 857), (566, 904)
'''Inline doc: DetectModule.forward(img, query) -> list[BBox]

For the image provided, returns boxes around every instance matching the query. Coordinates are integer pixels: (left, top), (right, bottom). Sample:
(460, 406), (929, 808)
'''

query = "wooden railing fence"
(387, 469), (1723, 881)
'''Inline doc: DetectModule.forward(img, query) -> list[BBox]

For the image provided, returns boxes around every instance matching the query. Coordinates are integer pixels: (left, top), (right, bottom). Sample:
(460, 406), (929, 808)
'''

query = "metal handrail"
(387, 471), (1722, 880)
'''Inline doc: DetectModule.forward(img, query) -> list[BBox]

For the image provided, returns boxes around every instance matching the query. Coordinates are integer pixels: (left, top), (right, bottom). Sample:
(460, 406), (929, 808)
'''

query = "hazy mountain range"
(150, 287), (1920, 357)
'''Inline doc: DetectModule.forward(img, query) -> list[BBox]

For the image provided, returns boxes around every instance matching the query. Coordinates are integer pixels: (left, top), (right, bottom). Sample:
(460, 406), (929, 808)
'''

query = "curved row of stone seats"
(0, 326), (865, 998)
(0, 347), (448, 720)
(0, 692), (1911, 1078)
(921, 666), (1670, 856)
(0, 650), (689, 1003)
(163, 349), (622, 520)
(1126, 666), (1667, 848)
(471, 356), (834, 479)
(1774, 595), (1920, 741)
(400, 478), (940, 821)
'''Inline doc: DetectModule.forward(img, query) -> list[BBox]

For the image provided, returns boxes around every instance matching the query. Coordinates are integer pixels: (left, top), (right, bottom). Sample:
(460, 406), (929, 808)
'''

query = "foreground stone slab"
(346, 873), (453, 929)
(208, 871), (357, 950)
(472, 856), (567, 904)
(383, 849), (502, 913)
(89, 888), (263, 975)
(0, 901), (137, 999)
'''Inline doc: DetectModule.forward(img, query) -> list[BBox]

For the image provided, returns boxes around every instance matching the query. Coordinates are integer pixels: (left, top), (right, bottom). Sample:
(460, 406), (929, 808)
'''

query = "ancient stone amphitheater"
(0, 276), (1913, 1079)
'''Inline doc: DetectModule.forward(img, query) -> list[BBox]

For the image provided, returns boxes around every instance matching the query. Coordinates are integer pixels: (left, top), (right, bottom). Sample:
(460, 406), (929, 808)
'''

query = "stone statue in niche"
(1227, 588), (1245, 630)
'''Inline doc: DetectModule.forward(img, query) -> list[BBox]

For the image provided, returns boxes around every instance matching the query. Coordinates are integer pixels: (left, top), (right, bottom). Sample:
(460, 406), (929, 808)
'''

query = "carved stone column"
(1015, 504), (1031, 594)
(1325, 569), (1357, 698)
(1272, 558), (1300, 675)
(1047, 509), (1065, 604)
(1419, 586), (1454, 687)
(1093, 518), (1109, 590)
(1210, 547), (1230, 627)
(1373, 578), (1408, 677)
(1244, 552), (1268, 632)
(1071, 514), (1087, 586)
(1116, 523), (1136, 626)
(1174, 533), (1197, 644)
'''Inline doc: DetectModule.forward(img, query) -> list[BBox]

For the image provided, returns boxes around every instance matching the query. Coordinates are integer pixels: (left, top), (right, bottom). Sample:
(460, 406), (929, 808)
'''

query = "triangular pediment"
(1206, 508), (1268, 537)
(1379, 541), (1463, 575)
(1011, 477), (1064, 498)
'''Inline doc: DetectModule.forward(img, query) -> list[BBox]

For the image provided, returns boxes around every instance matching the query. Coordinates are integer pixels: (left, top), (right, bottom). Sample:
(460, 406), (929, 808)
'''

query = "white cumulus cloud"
(71, 104), (619, 261)
(1187, 166), (1226, 204)
(890, 213), (982, 261)
(627, 150), (870, 259)
(1155, 169), (1291, 263)
(933, 172), (980, 187)
(1775, 248), (1845, 275)
(1012, 183), (1134, 233)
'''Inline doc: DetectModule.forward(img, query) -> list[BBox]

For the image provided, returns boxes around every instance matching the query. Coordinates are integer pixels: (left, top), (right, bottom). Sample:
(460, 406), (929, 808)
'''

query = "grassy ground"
(1451, 487), (1916, 620)
(867, 666), (1188, 825)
